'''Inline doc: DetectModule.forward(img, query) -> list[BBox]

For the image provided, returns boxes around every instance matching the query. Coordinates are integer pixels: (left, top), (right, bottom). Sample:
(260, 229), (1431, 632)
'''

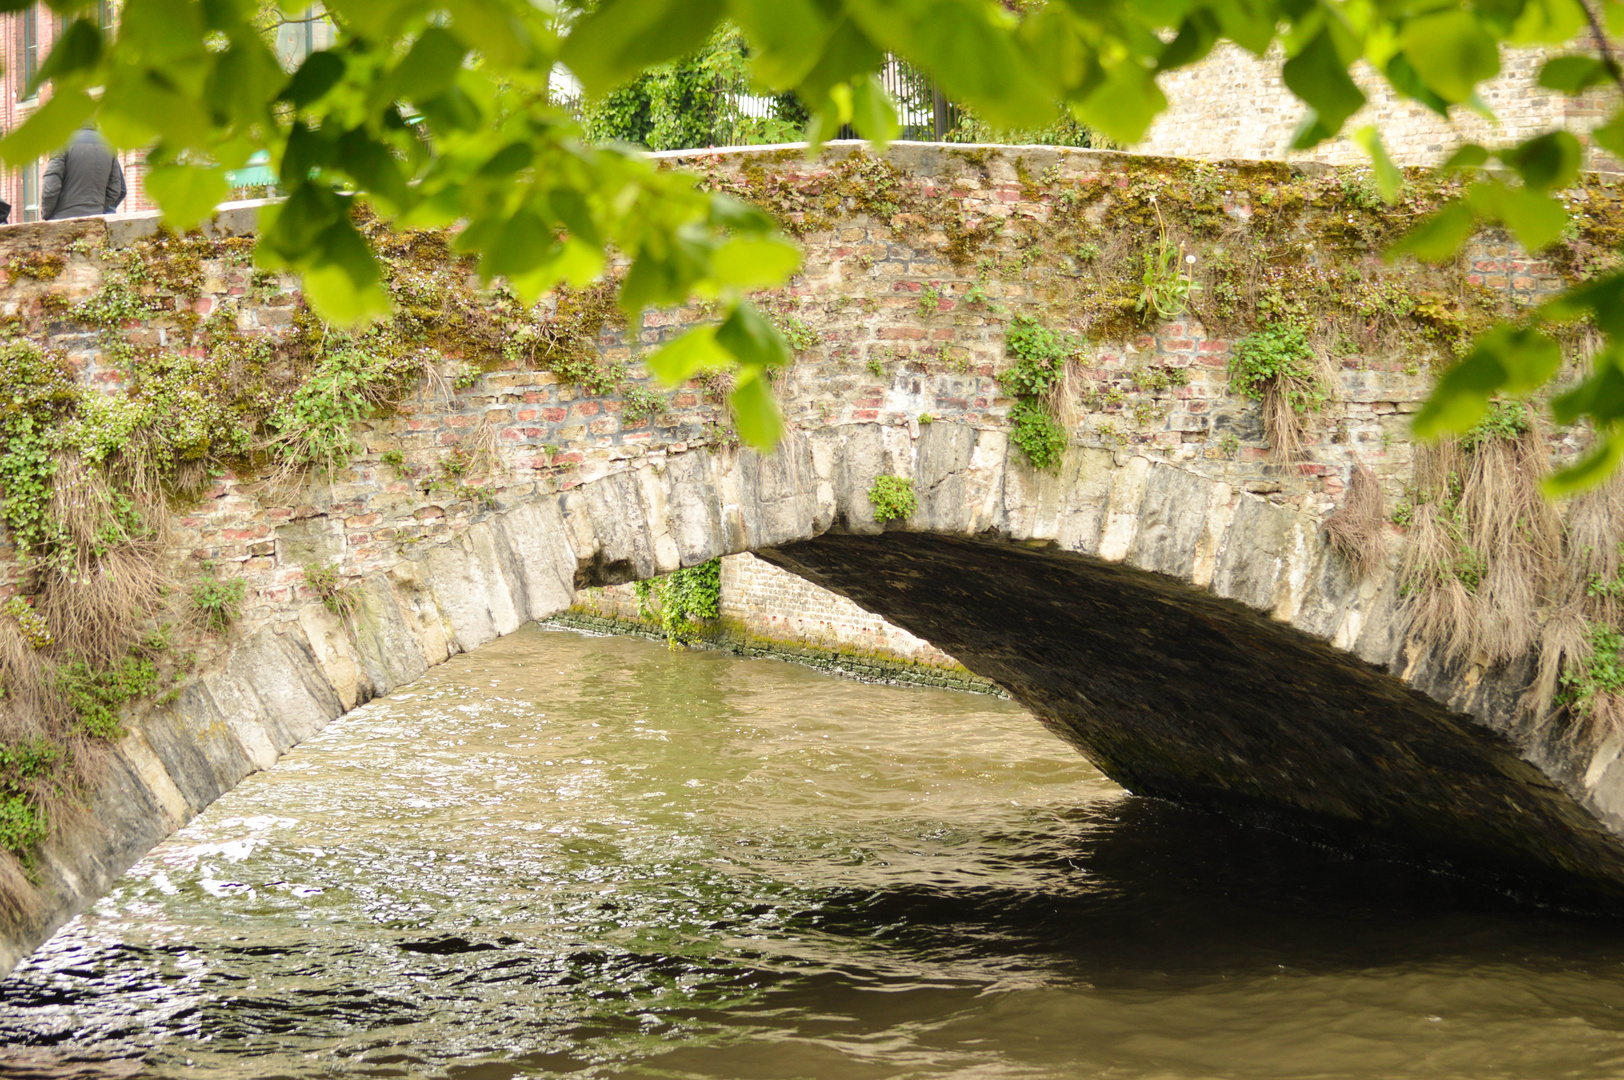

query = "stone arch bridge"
(0, 143), (1614, 978)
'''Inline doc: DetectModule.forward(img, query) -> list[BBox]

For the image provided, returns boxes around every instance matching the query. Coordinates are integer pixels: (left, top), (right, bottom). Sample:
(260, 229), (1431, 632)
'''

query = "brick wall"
(718, 553), (955, 665)
(1140, 42), (1618, 168)
(0, 145), (1579, 658)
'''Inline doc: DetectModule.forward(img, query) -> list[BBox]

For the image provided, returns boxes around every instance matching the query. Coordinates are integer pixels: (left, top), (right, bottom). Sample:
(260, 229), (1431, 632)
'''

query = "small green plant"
(303, 562), (357, 618)
(964, 283), (1004, 313)
(1229, 325), (1326, 412)
(774, 314), (820, 352)
(1560, 622), (1624, 718)
(192, 574), (247, 633)
(867, 356), (886, 379)
(918, 412), (934, 425)
(1462, 400), (1533, 449)
(0, 737), (65, 853)
(381, 449), (405, 469)
(1219, 431), (1240, 458)
(3, 596), (52, 650)
(1001, 316), (1075, 470)
(1136, 238), (1201, 321)
(442, 445), (474, 479)
(266, 348), (410, 475)
(622, 384), (669, 423)
(454, 363), (481, 390)
(55, 655), (158, 739)
(917, 284), (944, 319)
(1074, 242), (1101, 263)
(868, 475), (917, 523)
(1228, 323), (1328, 459)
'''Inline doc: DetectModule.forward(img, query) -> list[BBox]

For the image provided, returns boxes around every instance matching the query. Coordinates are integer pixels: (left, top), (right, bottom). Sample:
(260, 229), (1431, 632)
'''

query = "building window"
(273, 5), (335, 70)
(22, 161), (40, 222)
(19, 5), (39, 96)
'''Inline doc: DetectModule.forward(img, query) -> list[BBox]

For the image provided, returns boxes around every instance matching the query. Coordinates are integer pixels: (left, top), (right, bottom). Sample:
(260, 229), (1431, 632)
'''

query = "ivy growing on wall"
(634, 559), (723, 646)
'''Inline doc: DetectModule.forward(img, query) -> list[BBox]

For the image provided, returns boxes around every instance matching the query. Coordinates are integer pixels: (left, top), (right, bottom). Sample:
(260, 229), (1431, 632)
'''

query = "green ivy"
(1462, 399), (1533, 449)
(1010, 401), (1068, 473)
(868, 475), (918, 523)
(1228, 324), (1328, 414)
(634, 559), (722, 645)
(1000, 316), (1075, 471)
(192, 576), (248, 633)
(1560, 622), (1624, 719)
(55, 655), (158, 740)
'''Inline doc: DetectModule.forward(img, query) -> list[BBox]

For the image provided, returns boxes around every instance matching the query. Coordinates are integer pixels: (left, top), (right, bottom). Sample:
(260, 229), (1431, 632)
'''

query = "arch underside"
(759, 531), (1624, 903)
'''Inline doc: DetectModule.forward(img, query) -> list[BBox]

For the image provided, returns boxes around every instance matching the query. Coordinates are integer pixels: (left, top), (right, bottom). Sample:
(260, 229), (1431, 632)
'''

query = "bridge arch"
(3, 141), (1623, 976)
(8, 418), (1624, 979)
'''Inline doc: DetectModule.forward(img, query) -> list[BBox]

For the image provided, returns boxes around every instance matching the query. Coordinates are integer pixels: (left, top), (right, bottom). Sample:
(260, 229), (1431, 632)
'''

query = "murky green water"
(7, 626), (1624, 1078)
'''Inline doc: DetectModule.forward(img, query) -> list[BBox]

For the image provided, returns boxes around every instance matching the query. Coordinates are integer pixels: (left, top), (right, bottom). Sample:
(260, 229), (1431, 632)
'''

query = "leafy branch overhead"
(9, 0), (1624, 472)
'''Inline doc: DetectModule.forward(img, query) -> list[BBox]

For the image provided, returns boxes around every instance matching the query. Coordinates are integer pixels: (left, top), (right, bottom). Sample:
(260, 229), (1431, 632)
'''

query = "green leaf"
(1501, 131), (1581, 192)
(1538, 54), (1617, 93)
(1075, 62), (1168, 148)
(1414, 325), (1562, 439)
(449, 0), (542, 70)
(561, 0), (727, 97)
(711, 236), (801, 290)
(1546, 434), (1624, 496)
(1552, 352), (1624, 425)
(1412, 353), (1501, 439)
(1157, 10), (1221, 73)
(1352, 125), (1402, 202)
(850, 0), (1051, 131)
(144, 164), (228, 230)
(0, 89), (94, 167)
(1212, 0), (1277, 54)
(1475, 182), (1570, 252)
(482, 208), (553, 278)
(1388, 200), (1477, 263)
(728, 368), (784, 451)
(28, 18), (102, 98)
(728, 0), (836, 89)
(118, 0), (205, 64)
(1281, 28), (1366, 136)
(645, 325), (728, 384)
(208, 32), (285, 131)
(335, 127), (410, 206)
(1440, 143), (1491, 171)
(790, 15), (884, 104)
(302, 262), (393, 326)
(280, 50), (345, 107)
(1594, 112), (1624, 161)
(1399, 11), (1500, 103)
(1493, 328), (1564, 396)
(715, 301), (791, 370)
(1382, 52), (1452, 117)
(387, 26), (467, 104)
(1544, 272), (1624, 337)
(1511, 0), (1588, 45)
(850, 74), (900, 148)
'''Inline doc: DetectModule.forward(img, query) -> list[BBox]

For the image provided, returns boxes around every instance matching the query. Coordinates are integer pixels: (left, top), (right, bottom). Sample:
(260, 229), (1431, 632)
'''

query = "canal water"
(6, 625), (1624, 1078)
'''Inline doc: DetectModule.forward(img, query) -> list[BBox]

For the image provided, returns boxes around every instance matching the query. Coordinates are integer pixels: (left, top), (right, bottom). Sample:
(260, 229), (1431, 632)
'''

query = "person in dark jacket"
(41, 123), (125, 221)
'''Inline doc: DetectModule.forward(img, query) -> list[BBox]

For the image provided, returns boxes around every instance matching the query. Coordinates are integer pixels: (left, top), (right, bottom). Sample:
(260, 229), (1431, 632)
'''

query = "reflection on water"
(5, 626), (1624, 1078)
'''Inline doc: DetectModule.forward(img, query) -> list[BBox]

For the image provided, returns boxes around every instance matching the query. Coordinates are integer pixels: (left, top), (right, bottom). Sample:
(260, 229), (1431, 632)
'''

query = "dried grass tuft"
(1399, 430), (1558, 668)
(1261, 382), (1304, 463)
(1324, 465), (1387, 581)
(32, 454), (168, 667)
